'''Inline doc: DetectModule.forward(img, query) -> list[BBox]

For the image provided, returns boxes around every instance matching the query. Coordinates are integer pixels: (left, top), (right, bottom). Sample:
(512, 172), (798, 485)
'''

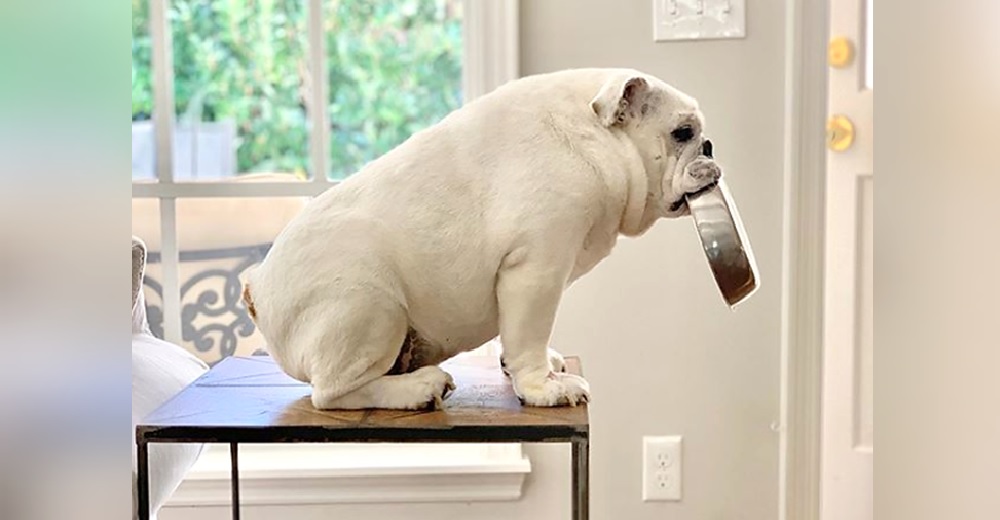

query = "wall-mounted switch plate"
(654, 0), (746, 41)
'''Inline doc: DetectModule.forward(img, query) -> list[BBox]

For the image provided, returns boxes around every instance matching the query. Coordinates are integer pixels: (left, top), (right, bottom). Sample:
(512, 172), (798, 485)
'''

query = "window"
(133, 0), (524, 503)
(132, 0), (515, 364)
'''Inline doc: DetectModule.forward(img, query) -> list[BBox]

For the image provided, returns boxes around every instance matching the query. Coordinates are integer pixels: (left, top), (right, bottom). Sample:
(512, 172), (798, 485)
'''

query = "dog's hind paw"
(403, 366), (455, 410)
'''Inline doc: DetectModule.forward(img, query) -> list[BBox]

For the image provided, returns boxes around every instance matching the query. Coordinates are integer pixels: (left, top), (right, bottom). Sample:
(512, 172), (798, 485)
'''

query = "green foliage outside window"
(132, 0), (462, 179)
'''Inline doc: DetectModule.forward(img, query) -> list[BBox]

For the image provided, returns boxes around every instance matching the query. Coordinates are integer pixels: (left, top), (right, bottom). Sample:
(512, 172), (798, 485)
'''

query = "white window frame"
(133, 0), (519, 345)
(133, 0), (525, 505)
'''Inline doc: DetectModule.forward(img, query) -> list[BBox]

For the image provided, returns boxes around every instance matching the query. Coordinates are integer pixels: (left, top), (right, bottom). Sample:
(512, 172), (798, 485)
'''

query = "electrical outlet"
(642, 435), (683, 501)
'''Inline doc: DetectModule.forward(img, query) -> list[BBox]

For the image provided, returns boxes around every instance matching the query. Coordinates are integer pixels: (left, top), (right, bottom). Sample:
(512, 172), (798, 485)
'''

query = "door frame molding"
(779, 1), (829, 519)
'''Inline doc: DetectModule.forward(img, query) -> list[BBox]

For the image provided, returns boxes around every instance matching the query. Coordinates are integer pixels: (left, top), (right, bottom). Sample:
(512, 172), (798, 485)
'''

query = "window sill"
(165, 443), (530, 507)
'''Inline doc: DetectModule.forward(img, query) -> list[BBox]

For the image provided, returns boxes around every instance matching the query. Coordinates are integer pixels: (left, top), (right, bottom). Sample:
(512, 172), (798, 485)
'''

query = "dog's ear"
(590, 75), (649, 127)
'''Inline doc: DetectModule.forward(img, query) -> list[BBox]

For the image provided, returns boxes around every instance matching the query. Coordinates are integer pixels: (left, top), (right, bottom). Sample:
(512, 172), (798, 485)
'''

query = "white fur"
(243, 68), (720, 409)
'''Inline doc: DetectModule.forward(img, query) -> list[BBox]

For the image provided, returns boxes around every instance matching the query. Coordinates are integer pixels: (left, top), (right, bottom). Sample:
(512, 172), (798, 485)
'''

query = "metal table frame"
(136, 426), (589, 520)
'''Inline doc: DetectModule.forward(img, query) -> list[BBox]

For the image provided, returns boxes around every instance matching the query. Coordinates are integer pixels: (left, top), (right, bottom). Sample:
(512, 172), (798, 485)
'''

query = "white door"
(822, 0), (874, 518)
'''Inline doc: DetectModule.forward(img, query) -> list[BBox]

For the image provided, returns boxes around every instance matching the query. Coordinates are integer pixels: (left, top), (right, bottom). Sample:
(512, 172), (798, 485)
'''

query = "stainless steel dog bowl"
(686, 180), (759, 308)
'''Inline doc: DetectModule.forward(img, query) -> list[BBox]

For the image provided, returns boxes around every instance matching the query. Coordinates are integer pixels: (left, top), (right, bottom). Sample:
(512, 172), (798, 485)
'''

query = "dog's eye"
(671, 125), (695, 143)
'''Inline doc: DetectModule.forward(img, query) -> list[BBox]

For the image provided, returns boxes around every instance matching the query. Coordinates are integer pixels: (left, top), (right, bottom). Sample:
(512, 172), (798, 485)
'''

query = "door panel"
(822, 0), (874, 518)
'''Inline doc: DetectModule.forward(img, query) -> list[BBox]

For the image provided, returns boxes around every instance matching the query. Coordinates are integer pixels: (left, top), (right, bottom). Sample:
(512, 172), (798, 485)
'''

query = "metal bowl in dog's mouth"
(686, 180), (759, 308)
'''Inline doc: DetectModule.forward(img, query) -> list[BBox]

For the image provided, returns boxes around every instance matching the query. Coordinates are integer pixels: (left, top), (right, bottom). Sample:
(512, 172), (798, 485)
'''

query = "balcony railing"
(143, 243), (271, 365)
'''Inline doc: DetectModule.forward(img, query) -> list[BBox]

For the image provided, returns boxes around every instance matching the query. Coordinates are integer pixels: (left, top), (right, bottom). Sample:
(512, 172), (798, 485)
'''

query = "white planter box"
(132, 120), (237, 180)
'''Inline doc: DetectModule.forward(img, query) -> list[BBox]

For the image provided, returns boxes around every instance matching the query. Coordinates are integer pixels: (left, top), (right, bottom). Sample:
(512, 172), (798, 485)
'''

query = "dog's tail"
(241, 266), (259, 322)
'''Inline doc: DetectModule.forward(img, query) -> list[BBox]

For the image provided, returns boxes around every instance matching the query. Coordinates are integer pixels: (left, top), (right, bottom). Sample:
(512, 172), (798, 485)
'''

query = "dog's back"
(246, 69), (633, 386)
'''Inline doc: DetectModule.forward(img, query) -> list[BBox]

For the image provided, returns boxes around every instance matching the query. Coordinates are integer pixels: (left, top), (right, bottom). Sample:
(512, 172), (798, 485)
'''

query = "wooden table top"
(138, 354), (589, 444)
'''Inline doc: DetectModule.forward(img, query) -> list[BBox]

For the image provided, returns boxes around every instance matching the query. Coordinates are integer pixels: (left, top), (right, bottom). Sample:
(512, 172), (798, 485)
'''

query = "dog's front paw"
(679, 157), (722, 195)
(515, 372), (590, 407)
(404, 366), (456, 410)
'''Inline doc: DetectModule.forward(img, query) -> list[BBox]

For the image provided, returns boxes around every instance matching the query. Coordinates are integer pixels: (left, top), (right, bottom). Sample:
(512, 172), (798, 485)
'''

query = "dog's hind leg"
(298, 292), (454, 410)
(312, 366), (455, 410)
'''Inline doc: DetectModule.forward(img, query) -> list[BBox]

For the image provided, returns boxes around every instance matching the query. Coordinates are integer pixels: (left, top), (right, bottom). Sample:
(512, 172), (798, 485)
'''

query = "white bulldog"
(242, 68), (721, 409)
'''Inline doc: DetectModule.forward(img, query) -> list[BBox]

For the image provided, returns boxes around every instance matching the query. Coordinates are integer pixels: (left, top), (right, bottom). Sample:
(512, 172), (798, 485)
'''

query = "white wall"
(163, 1), (787, 518)
(523, 1), (786, 518)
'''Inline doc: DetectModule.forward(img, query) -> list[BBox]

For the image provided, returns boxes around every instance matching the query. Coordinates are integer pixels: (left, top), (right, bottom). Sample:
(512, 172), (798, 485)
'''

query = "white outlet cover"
(653, 0), (746, 41)
(642, 435), (683, 501)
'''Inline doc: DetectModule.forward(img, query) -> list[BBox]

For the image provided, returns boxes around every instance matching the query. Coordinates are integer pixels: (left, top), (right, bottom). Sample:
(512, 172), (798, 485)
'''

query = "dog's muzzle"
(669, 139), (716, 212)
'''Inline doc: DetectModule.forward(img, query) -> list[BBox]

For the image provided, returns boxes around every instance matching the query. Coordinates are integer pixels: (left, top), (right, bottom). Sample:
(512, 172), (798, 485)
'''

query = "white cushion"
(132, 333), (208, 519)
(132, 235), (209, 518)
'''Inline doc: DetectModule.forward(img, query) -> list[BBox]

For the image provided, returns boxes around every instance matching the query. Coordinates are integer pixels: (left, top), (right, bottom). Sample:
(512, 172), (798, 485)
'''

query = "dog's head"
(590, 72), (710, 224)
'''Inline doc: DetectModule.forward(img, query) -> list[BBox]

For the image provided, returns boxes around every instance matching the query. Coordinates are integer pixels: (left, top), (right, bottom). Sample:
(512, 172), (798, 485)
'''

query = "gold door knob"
(828, 36), (854, 68)
(827, 115), (855, 152)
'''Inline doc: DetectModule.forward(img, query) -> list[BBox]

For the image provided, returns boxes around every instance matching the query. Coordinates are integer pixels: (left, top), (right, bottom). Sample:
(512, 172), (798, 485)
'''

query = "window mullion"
(150, 0), (182, 344)
(460, 0), (481, 103)
(308, 0), (330, 185)
(159, 198), (183, 344)
(461, 0), (519, 104)
(150, 0), (175, 184)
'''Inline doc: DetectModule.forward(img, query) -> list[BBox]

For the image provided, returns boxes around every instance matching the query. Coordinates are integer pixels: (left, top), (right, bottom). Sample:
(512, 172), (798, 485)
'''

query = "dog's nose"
(701, 139), (714, 158)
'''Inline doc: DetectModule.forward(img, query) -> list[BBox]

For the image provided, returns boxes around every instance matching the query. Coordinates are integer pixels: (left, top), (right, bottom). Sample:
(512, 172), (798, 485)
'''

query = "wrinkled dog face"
(590, 74), (710, 218)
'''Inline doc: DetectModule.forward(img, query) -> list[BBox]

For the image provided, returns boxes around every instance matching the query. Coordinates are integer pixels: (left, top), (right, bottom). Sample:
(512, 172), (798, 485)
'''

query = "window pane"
(175, 196), (306, 365)
(132, 0), (154, 180)
(171, 0), (310, 180)
(326, 0), (463, 180)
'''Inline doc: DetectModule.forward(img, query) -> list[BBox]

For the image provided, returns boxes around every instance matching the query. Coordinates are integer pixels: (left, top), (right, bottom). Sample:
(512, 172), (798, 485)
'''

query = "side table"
(136, 354), (590, 519)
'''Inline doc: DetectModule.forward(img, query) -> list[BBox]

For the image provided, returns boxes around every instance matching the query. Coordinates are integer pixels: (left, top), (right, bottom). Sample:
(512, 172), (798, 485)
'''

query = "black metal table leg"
(230, 442), (241, 520)
(572, 438), (590, 520)
(136, 441), (150, 520)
